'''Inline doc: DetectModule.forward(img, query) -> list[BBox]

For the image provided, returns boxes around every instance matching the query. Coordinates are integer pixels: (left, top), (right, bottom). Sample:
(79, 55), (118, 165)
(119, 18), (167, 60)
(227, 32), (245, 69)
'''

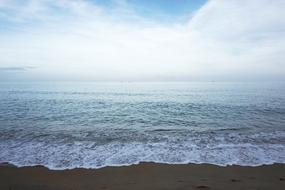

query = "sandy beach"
(0, 162), (284, 190)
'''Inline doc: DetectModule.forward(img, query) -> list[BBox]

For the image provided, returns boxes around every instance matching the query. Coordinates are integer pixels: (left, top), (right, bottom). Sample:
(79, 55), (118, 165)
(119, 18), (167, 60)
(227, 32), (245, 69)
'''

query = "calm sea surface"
(0, 82), (285, 169)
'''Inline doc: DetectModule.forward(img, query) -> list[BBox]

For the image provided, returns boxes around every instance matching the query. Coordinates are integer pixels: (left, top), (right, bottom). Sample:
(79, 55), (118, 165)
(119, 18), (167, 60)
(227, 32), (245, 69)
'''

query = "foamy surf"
(0, 130), (284, 170)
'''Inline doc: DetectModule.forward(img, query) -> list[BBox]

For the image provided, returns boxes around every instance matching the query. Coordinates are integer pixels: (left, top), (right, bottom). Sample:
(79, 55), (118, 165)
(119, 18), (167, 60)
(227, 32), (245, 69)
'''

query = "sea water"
(0, 82), (285, 169)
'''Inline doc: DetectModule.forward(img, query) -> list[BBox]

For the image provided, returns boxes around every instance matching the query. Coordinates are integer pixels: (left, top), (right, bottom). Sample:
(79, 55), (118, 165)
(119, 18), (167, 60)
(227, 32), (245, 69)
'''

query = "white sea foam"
(0, 132), (285, 170)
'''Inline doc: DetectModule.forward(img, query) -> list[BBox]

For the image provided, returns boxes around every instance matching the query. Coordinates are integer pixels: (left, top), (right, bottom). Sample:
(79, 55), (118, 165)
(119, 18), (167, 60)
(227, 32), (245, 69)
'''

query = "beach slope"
(0, 163), (284, 190)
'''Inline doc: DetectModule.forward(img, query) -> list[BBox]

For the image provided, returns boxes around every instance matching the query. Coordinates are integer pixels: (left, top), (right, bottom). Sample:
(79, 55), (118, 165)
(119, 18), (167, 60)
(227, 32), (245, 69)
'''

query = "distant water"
(0, 82), (285, 169)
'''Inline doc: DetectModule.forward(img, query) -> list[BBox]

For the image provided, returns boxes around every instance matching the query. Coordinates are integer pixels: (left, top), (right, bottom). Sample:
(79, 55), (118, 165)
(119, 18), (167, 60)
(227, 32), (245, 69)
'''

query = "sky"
(0, 0), (285, 82)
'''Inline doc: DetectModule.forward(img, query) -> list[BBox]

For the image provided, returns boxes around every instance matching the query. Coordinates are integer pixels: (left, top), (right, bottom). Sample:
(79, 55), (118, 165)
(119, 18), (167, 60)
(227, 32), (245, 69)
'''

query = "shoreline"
(1, 162), (284, 190)
(1, 161), (285, 170)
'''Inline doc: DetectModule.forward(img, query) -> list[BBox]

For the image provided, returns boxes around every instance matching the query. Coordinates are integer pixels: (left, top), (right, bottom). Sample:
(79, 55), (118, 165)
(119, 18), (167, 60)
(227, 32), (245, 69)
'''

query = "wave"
(0, 130), (284, 170)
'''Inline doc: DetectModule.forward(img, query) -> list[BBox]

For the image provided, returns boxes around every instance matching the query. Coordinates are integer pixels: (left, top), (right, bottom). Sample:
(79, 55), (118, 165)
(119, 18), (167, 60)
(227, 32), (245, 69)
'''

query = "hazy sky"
(0, 0), (285, 81)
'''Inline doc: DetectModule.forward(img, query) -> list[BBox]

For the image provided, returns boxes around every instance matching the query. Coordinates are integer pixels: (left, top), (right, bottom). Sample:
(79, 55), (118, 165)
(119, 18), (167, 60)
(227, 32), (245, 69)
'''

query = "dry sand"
(0, 162), (284, 190)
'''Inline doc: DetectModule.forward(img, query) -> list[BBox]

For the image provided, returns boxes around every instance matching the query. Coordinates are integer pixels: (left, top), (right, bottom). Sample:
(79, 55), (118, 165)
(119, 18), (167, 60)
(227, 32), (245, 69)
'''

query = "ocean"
(0, 82), (285, 169)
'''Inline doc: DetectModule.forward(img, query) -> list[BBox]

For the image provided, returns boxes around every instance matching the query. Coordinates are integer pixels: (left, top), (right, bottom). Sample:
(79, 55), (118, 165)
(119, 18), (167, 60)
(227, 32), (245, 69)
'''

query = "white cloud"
(0, 0), (285, 81)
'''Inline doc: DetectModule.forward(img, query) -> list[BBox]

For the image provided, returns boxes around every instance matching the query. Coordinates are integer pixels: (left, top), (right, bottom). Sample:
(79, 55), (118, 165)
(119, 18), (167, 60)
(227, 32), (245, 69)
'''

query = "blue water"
(0, 82), (285, 169)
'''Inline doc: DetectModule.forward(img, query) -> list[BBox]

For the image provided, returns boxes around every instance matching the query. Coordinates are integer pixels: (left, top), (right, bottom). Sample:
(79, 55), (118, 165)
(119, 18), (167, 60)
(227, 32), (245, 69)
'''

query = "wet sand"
(0, 162), (284, 190)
